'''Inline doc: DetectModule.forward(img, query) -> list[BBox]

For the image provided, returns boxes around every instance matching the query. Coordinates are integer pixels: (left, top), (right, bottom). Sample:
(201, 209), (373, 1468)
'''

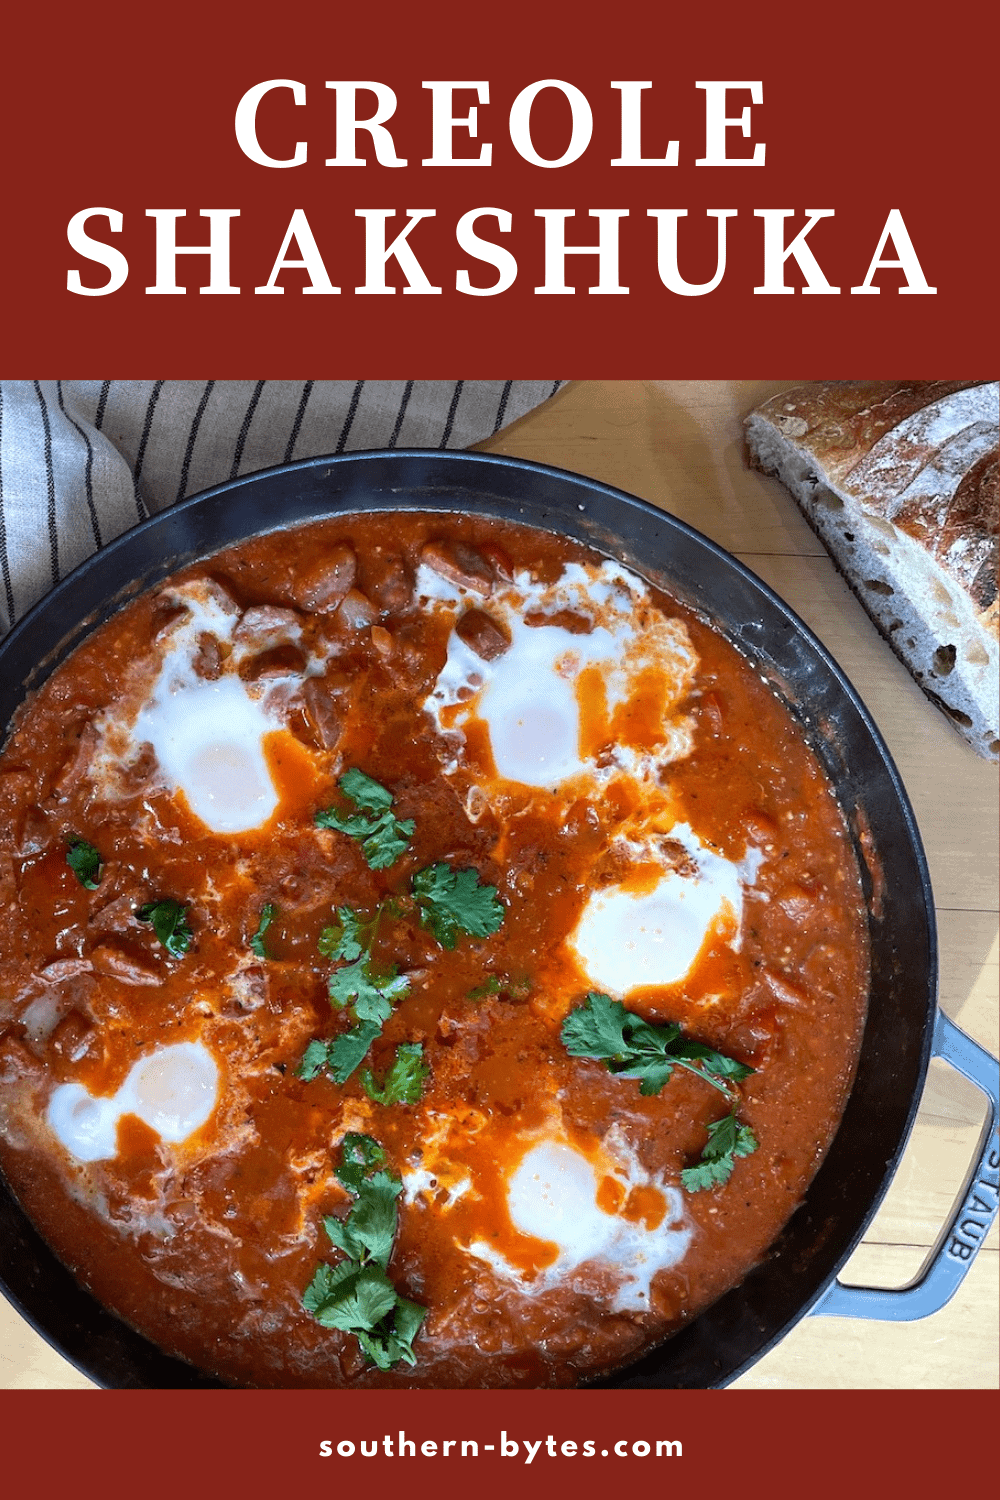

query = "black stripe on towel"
(56, 381), (102, 549)
(133, 380), (165, 520)
(94, 380), (112, 431)
(439, 380), (464, 448)
(335, 381), (365, 453)
(176, 380), (216, 502)
(231, 380), (266, 480)
(388, 381), (414, 448)
(33, 381), (60, 585)
(284, 381), (314, 463)
(492, 380), (513, 434)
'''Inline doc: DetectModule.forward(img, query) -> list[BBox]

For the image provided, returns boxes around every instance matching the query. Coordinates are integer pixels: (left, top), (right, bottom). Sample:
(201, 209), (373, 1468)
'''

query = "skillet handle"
(812, 1010), (999, 1322)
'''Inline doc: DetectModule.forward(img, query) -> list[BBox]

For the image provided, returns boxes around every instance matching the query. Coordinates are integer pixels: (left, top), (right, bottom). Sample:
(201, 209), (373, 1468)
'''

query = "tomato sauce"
(0, 513), (868, 1387)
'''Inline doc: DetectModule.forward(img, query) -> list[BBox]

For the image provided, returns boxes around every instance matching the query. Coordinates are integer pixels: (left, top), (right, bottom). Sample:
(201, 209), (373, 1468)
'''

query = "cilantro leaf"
(326, 1169), (401, 1268)
(357, 1296), (425, 1370)
(295, 1038), (330, 1082)
(561, 992), (753, 1100)
(328, 956), (410, 1027)
(301, 904), (413, 1088)
(302, 1258), (355, 1317)
(338, 768), (394, 814)
(680, 1110), (759, 1193)
(561, 990), (655, 1059)
(318, 907), (368, 963)
(135, 898), (192, 958)
(411, 863), (504, 950)
(336, 1133), (385, 1193)
(303, 1135), (426, 1369)
(360, 1042), (429, 1106)
(468, 975), (501, 1000)
(249, 902), (276, 959)
(66, 838), (103, 890)
(315, 770), (414, 870)
(327, 1020), (384, 1085)
(305, 1260), (399, 1332)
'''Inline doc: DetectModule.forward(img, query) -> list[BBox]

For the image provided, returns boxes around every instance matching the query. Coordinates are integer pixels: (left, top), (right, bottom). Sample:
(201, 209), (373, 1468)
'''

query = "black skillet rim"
(0, 449), (938, 1390)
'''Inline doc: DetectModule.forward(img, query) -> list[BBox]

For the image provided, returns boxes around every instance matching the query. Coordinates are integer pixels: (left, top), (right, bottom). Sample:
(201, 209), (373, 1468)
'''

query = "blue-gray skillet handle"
(812, 1010), (998, 1321)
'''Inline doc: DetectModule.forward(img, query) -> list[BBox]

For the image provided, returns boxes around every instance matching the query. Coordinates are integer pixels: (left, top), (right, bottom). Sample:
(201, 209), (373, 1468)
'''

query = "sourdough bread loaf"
(745, 381), (999, 761)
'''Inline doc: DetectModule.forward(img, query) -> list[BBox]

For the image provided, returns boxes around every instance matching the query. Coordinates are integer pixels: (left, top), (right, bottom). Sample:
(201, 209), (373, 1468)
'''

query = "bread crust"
(744, 380), (999, 761)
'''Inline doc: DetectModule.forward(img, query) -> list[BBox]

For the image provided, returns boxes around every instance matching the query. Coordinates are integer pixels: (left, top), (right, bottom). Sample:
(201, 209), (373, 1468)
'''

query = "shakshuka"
(0, 513), (868, 1387)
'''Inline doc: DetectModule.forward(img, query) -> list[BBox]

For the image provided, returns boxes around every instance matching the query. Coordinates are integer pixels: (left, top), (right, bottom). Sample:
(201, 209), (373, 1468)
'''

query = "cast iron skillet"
(1, 451), (996, 1389)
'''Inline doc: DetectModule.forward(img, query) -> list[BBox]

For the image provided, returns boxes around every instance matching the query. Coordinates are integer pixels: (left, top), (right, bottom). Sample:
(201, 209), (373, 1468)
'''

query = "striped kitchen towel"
(0, 379), (565, 633)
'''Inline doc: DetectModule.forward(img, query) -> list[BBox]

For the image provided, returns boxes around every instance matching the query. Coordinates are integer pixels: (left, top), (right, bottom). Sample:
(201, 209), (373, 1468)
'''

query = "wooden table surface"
(2, 379), (997, 1391)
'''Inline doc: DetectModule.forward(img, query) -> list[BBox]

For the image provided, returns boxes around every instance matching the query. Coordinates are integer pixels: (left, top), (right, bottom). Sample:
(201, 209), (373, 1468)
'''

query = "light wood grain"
(4, 379), (996, 1391)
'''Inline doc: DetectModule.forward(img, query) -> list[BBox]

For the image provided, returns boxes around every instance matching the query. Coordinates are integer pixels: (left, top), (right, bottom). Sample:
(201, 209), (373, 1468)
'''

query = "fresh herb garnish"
(135, 898), (192, 957)
(561, 992), (758, 1192)
(411, 863), (504, 950)
(361, 1042), (429, 1106)
(296, 905), (416, 1090)
(296, 1037), (332, 1083)
(322, 905), (411, 1028)
(329, 961), (409, 1026)
(315, 769), (415, 871)
(561, 991), (754, 1099)
(468, 975), (502, 1000)
(325, 1021), (385, 1086)
(336, 1131), (386, 1191)
(249, 902), (276, 959)
(681, 1111), (759, 1193)
(66, 838), (102, 890)
(302, 1134), (425, 1370)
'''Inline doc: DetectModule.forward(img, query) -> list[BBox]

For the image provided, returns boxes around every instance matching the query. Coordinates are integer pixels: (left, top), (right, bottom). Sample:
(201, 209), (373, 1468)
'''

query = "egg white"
(47, 1040), (220, 1163)
(421, 560), (698, 792)
(569, 824), (749, 993)
(468, 1126), (692, 1312)
(93, 580), (315, 835)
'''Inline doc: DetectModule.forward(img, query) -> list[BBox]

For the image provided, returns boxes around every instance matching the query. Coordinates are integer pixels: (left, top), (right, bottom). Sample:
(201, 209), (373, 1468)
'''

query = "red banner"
(4, 0), (994, 374)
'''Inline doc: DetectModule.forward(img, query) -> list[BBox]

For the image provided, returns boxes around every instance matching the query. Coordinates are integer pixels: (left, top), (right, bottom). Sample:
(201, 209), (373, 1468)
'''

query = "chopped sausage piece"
(370, 625), (394, 657)
(91, 943), (161, 986)
(192, 632), (224, 681)
(337, 588), (379, 630)
(200, 576), (243, 618)
(233, 605), (303, 645)
(14, 808), (51, 858)
(698, 690), (724, 736)
(89, 892), (144, 935)
(49, 1009), (98, 1063)
(455, 609), (511, 661)
(0, 769), (32, 812)
(420, 540), (494, 596)
(524, 608), (593, 635)
(291, 543), (358, 612)
(299, 677), (346, 750)
(480, 543), (514, 581)
(119, 743), (160, 795)
(368, 555), (413, 612)
(0, 773), (33, 853)
(239, 644), (307, 682)
(53, 721), (100, 797)
(37, 957), (94, 984)
(224, 963), (269, 1015)
(150, 599), (191, 641)
(0, 1034), (42, 1084)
